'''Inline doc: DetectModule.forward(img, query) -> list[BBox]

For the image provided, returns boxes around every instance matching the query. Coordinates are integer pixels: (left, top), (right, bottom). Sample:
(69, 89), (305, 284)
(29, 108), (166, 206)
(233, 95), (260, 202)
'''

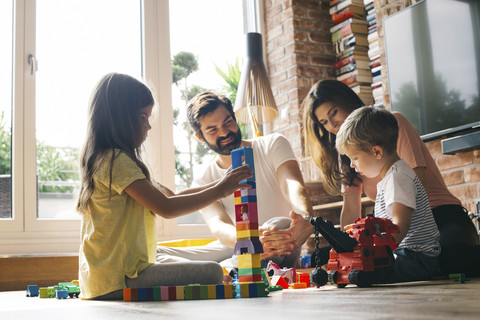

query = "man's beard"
(205, 129), (242, 156)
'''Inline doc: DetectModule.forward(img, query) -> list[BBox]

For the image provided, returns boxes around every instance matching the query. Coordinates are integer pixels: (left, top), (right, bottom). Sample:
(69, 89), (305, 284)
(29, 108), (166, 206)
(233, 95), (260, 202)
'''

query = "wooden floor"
(1, 278), (480, 319)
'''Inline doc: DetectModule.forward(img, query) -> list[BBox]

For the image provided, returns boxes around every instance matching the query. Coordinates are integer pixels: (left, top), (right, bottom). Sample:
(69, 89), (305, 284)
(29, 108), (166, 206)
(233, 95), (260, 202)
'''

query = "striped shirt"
(375, 160), (440, 257)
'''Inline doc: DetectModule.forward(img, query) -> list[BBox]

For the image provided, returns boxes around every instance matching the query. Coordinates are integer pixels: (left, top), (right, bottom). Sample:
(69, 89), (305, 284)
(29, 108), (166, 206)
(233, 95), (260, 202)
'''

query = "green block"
(184, 286), (193, 300)
(47, 287), (55, 298)
(152, 286), (162, 301)
(199, 285), (208, 299)
(257, 282), (268, 297)
(238, 267), (263, 276)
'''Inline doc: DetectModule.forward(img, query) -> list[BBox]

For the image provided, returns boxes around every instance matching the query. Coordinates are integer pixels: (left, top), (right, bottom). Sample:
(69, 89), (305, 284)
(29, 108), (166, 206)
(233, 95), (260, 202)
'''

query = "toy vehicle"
(310, 215), (399, 288)
(55, 282), (80, 298)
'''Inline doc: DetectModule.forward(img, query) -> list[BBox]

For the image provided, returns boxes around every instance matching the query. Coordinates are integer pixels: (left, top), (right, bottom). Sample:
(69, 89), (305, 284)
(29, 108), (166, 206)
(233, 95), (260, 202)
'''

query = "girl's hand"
(216, 164), (253, 198)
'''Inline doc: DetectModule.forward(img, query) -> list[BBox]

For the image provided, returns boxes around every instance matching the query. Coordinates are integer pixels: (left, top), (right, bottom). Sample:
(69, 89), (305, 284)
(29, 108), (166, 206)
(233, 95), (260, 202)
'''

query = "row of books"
(364, 0), (384, 107)
(330, 0), (373, 105)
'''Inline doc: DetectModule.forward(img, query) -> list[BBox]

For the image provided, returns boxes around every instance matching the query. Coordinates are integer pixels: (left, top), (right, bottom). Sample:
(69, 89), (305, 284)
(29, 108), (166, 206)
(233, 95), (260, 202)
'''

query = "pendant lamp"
(234, 32), (278, 137)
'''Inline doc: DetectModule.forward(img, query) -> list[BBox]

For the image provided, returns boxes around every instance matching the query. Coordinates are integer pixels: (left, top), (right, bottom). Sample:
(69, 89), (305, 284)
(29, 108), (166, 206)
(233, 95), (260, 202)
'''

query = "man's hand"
(260, 211), (314, 259)
(286, 211), (314, 248)
(259, 226), (294, 259)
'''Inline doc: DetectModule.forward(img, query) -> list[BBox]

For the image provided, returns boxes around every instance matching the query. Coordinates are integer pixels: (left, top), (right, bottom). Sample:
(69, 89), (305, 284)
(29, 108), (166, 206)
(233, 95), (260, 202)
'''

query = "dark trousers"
(432, 205), (480, 276)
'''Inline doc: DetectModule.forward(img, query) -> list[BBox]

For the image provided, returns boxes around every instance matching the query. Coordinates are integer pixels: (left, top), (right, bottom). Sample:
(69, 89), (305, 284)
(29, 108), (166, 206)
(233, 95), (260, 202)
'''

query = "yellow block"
(236, 229), (259, 238)
(157, 238), (216, 247)
(234, 197), (241, 205)
(238, 253), (261, 269)
(224, 284), (233, 299)
(240, 283), (249, 297)
(176, 286), (185, 300)
(208, 285), (216, 299)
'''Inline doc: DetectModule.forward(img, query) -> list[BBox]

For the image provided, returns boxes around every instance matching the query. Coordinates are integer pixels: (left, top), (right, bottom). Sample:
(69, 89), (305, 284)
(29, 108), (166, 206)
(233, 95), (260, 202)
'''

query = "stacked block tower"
(231, 146), (264, 284)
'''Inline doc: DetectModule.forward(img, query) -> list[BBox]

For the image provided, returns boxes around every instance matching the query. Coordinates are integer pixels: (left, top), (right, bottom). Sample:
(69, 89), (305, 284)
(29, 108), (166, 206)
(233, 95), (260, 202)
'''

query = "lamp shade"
(235, 33), (278, 126)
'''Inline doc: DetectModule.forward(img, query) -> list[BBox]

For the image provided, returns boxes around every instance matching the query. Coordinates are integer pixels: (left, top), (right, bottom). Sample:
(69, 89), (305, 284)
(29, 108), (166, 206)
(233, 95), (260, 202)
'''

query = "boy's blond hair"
(335, 106), (399, 155)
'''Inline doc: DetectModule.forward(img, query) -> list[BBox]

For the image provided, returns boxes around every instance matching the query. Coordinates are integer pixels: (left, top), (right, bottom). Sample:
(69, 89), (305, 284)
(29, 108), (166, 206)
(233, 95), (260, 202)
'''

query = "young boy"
(335, 106), (440, 282)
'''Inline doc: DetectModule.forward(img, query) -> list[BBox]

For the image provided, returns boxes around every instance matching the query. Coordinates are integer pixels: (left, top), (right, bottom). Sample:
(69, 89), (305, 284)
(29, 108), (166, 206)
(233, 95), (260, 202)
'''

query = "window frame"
(0, 0), (250, 255)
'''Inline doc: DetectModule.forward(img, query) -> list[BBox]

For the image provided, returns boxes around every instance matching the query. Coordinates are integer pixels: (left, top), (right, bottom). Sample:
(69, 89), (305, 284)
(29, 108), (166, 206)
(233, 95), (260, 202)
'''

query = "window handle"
(28, 54), (38, 75)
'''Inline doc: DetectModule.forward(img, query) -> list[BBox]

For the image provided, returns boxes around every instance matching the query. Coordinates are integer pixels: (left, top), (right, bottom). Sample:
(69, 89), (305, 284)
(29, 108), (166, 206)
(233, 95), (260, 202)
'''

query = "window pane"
(0, 0), (13, 220)
(169, 0), (245, 224)
(35, 0), (142, 219)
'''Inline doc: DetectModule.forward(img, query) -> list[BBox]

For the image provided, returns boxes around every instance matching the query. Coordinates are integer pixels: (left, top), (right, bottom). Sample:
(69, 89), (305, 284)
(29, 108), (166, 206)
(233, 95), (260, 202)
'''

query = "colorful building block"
(55, 290), (69, 299)
(290, 282), (308, 289)
(238, 274), (263, 282)
(236, 221), (259, 231)
(235, 203), (258, 223)
(175, 286), (185, 300)
(215, 284), (225, 299)
(138, 288), (147, 301)
(238, 253), (261, 269)
(26, 285), (39, 297)
(184, 286), (193, 300)
(236, 229), (260, 239)
(124, 288), (132, 301)
(152, 287), (161, 301)
(39, 287), (49, 298)
(207, 285), (216, 299)
(225, 284), (233, 298)
(270, 275), (289, 289)
(231, 147), (255, 182)
(297, 272), (310, 287)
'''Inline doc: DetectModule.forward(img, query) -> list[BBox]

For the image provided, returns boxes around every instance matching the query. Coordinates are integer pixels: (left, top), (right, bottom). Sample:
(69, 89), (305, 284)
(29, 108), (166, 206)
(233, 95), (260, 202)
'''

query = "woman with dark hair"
(302, 79), (479, 275)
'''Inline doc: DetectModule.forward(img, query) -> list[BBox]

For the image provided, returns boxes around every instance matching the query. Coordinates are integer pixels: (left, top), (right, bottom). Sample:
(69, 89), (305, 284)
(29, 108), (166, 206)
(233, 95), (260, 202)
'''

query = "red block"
(238, 274), (263, 283)
(168, 286), (176, 300)
(271, 276), (289, 289)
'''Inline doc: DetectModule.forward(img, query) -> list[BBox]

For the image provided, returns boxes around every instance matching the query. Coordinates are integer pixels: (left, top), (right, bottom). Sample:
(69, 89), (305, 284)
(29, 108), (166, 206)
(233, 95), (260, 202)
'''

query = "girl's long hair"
(76, 73), (154, 214)
(301, 79), (365, 195)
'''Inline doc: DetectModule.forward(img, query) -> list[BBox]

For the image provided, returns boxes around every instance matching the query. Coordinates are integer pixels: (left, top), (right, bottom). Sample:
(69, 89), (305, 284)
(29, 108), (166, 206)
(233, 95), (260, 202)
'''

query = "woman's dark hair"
(302, 79), (365, 195)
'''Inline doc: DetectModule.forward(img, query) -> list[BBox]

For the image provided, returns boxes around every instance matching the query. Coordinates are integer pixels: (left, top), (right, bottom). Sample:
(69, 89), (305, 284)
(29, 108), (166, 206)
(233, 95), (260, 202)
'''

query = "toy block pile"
(123, 282), (267, 302)
(26, 281), (80, 299)
(266, 261), (311, 290)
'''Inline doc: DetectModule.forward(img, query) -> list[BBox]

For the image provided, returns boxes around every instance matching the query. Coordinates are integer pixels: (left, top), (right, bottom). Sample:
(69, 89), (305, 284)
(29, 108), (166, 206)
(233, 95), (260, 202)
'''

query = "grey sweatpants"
(156, 217), (301, 269)
(95, 261), (223, 300)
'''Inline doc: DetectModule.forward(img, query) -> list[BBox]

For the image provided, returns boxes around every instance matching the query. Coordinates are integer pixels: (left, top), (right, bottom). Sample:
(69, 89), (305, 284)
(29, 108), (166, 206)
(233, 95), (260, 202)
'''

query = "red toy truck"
(310, 215), (399, 288)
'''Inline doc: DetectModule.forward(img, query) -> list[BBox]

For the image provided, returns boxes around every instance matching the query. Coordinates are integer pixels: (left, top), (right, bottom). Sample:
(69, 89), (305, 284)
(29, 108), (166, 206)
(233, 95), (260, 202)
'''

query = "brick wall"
(374, 0), (480, 219)
(264, 0), (338, 214)
(263, 0), (480, 221)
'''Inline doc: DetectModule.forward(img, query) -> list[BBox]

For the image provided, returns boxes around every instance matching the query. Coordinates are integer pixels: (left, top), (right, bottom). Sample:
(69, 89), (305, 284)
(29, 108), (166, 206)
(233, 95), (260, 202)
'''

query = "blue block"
(138, 288), (147, 301)
(241, 195), (257, 203)
(55, 290), (68, 299)
(215, 284), (225, 299)
(26, 285), (39, 297)
(231, 147), (255, 181)
(248, 283), (258, 297)
(146, 287), (154, 301)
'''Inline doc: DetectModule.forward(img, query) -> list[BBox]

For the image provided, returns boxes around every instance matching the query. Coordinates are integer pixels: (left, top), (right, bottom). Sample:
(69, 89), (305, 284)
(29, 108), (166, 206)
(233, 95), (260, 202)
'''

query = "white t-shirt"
(194, 133), (297, 224)
(375, 159), (440, 257)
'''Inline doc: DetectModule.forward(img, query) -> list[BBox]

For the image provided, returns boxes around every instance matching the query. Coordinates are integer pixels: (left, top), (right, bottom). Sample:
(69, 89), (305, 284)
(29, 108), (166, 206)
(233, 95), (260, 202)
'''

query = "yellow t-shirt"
(79, 150), (156, 299)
